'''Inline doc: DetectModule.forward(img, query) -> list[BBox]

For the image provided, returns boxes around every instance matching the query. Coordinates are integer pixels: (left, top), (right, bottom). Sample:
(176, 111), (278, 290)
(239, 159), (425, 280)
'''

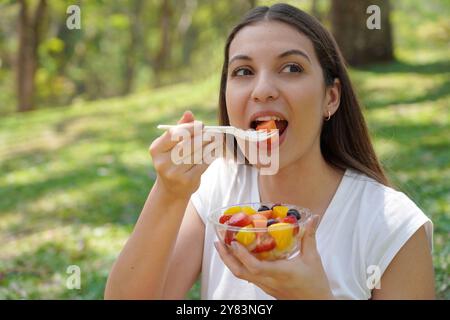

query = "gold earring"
(325, 110), (331, 121)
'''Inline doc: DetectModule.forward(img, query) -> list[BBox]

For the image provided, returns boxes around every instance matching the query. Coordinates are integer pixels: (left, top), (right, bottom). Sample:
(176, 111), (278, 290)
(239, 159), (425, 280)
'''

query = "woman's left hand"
(214, 215), (335, 300)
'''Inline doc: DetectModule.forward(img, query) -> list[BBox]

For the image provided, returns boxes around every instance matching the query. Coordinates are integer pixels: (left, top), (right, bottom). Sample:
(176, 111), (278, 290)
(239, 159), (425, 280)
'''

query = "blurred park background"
(0, 0), (448, 299)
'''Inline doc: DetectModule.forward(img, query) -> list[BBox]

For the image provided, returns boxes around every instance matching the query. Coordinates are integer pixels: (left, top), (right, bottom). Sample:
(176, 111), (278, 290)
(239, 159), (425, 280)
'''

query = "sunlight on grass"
(0, 73), (221, 299)
(0, 223), (130, 299)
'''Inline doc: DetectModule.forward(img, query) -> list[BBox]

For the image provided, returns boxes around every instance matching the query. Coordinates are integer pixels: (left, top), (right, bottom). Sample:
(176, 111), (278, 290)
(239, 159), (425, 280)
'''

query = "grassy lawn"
(0, 78), (219, 299)
(0, 10), (449, 299)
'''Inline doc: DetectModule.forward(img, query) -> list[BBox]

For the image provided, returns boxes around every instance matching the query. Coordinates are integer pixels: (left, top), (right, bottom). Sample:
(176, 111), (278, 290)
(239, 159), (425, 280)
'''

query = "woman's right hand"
(149, 111), (210, 201)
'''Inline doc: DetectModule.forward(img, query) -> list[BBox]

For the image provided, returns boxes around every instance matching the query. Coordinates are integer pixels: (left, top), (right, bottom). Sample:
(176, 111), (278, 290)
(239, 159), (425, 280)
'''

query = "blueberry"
(267, 219), (278, 226)
(258, 205), (270, 212)
(287, 209), (301, 220)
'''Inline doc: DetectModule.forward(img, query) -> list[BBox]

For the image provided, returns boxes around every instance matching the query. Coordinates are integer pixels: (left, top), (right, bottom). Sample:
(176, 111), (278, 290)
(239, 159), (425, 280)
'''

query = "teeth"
(254, 115), (283, 121)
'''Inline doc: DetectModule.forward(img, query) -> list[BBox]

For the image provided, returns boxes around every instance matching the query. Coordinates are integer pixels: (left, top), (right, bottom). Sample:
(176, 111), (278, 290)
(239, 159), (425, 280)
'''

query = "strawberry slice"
(282, 215), (297, 224)
(251, 233), (276, 253)
(282, 215), (299, 235)
(219, 215), (232, 224)
(227, 213), (252, 227)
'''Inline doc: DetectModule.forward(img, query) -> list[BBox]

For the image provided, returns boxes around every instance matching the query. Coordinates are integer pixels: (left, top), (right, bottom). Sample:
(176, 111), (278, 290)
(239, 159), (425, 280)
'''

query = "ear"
(324, 78), (341, 118)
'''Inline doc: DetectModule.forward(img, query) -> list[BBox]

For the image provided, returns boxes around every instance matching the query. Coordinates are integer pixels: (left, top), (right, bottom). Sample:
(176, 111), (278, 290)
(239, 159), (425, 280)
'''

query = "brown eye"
(233, 68), (253, 77)
(281, 63), (303, 73)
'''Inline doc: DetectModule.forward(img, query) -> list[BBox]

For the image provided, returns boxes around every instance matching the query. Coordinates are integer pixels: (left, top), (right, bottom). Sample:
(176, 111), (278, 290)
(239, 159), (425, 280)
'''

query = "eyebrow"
(278, 49), (311, 63)
(229, 49), (311, 65)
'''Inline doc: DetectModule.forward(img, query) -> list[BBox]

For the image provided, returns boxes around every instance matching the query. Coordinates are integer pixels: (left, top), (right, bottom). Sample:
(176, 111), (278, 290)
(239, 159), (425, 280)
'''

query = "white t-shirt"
(190, 158), (433, 300)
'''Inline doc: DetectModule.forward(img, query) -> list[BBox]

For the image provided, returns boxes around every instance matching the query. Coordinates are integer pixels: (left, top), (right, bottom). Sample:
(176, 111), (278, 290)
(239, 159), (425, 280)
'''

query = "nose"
(250, 72), (279, 103)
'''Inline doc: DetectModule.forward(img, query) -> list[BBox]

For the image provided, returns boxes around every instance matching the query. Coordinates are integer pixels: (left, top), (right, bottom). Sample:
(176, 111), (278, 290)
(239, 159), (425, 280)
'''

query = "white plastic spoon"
(157, 124), (278, 142)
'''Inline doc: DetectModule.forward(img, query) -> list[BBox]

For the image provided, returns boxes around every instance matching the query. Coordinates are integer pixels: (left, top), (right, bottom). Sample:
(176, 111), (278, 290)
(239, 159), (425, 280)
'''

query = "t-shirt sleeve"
(364, 191), (433, 279)
(190, 158), (223, 225)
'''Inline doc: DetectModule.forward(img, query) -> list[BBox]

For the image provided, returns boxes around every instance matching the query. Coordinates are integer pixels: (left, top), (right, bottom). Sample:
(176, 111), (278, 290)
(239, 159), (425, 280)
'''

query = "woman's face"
(226, 21), (339, 170)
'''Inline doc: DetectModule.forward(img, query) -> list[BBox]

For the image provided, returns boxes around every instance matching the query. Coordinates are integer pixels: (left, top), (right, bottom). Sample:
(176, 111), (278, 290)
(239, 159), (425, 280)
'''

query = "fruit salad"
(255, 120), (277, 148)
(210, 203), (311, 261)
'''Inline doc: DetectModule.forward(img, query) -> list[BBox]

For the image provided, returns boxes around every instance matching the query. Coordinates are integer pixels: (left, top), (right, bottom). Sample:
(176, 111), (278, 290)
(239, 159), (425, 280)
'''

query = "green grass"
(1, 18), (449, 299)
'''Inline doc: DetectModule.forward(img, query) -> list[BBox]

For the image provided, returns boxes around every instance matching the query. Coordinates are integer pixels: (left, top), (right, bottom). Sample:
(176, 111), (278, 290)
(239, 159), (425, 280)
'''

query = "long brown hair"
(218, 3), (391, 186)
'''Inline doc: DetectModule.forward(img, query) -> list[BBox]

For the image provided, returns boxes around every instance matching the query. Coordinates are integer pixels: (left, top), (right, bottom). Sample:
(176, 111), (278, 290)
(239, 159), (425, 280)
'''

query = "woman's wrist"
(140, 178), (193, 221)
(152, 178), (192, 205)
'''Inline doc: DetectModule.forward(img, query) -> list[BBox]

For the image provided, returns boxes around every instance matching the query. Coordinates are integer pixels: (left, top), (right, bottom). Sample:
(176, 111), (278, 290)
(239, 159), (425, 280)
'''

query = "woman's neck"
(258, 145), (345, 217)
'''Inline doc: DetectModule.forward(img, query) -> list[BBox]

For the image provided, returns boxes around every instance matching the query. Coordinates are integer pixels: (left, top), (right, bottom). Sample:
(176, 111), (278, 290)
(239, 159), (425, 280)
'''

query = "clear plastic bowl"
(208, 202), (312, 261)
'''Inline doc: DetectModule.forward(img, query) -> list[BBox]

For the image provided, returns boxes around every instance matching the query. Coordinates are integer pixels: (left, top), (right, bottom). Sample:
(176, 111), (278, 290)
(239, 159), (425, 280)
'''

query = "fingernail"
(177, 112), (187, 124)
(231, 241), (238, 250)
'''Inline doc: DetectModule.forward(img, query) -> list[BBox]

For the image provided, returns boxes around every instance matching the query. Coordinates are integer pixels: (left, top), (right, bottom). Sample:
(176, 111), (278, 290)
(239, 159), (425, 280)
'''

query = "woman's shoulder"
(345, 168), (424, 215)
(344, 168), (433, 248)
(334, 170), (433, 290)
(344, 170), (434, 275)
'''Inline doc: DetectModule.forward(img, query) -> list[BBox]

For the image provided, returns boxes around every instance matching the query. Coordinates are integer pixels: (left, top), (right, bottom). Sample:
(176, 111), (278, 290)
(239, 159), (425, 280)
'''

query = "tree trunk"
(17, 0), (47, 112)
(153, 0), (173, 86)
(331, 0), (394, 66)
(177, 0), (197, 65)
(123, 0), (144, 95)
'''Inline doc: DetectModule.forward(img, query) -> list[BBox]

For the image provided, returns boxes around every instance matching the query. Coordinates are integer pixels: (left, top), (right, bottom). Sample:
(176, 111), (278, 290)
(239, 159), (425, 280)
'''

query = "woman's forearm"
(104, 180), (190, 299)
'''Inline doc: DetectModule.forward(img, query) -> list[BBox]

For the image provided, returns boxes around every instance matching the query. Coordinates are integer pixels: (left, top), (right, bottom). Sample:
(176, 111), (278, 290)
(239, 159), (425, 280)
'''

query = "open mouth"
(250, 117), (289, 136)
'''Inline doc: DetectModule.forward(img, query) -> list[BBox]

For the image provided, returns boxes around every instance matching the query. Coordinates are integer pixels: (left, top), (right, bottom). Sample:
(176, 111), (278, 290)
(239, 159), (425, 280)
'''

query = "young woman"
(105, 4), (434, 300)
